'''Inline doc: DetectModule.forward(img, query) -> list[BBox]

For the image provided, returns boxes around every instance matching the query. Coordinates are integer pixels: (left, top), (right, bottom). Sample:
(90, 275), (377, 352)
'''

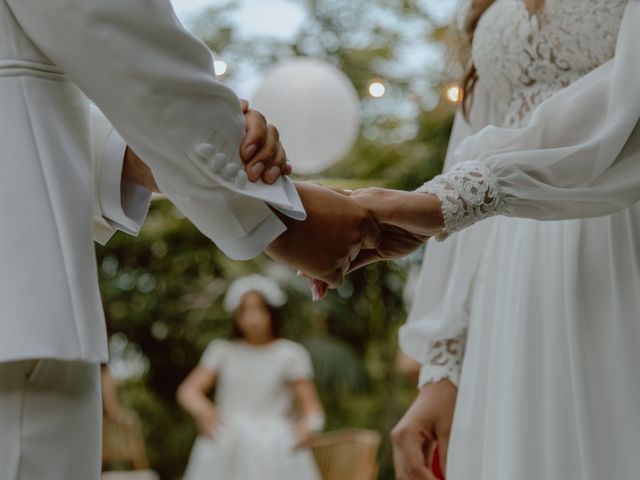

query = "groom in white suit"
(0, 0), (382, 478)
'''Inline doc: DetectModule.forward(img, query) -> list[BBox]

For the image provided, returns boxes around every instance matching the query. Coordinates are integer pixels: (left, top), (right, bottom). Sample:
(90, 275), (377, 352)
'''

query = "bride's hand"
(391, 380), (457, 480)
(344, 188), (444, 272)
(350, 188), (444, 238)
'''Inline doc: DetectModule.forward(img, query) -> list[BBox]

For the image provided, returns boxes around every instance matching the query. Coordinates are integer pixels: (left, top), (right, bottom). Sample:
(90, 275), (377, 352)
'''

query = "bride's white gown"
(401, 1), (640, 479)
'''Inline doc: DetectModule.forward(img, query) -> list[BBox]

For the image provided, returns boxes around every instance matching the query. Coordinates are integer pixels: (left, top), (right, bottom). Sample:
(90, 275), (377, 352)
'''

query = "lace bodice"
(473, 0), (627, 128)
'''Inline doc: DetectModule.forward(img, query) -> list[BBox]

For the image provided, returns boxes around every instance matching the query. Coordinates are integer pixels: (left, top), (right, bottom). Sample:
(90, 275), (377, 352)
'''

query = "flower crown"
(223, 274), (287, 312)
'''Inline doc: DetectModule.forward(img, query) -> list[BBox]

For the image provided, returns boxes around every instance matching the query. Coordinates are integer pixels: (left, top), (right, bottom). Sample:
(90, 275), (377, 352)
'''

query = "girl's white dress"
(402, 1), (640, 479)
(183, 339), (321, 480)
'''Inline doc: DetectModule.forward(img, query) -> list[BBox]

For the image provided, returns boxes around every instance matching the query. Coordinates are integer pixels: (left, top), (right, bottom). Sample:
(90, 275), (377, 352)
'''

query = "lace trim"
(418, 333), (467, 388)
(417, 161), (506, 240)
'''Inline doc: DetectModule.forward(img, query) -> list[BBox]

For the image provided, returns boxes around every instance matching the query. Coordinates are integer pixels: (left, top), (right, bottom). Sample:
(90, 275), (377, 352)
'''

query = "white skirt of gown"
(448, 204), (640, 480)
(183, 413), (321, 480)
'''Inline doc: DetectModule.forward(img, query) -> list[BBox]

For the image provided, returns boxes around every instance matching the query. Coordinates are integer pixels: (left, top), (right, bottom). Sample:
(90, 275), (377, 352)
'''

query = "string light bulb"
(444, 83), (463, 104)
(214, 60), (228, 77)
(368, 80), (386, 98)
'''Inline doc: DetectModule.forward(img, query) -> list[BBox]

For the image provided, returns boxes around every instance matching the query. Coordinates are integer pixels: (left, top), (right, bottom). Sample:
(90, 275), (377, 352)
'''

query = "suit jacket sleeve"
(6, 0), (305, 260)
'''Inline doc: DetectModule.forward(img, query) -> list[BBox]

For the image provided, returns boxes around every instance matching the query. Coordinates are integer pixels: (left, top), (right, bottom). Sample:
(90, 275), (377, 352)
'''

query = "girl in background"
(178, 274), (324, 480)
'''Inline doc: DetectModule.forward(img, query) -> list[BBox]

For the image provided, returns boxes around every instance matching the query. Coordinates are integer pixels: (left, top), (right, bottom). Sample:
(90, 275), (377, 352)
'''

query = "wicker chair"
(101, 410), (159, 480)
(309, 429), (382, 480)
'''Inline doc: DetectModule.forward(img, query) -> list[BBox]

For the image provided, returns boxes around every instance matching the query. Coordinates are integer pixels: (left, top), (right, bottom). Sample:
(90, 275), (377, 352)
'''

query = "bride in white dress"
(331, 1), (640, 479)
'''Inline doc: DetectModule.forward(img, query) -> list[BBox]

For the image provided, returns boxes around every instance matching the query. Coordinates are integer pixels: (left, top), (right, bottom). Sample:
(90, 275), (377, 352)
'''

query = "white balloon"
(252, 58), (361, 174)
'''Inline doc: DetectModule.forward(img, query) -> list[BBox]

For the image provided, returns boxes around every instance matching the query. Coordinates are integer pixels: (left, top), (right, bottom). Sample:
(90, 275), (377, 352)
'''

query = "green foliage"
(98, 1), (457, 479)
(323, 105), (453, 189)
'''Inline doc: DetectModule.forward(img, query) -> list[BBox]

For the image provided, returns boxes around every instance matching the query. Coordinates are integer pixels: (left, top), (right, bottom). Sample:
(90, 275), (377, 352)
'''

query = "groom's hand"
(121, 100), (289, 193)
(239, 100), (292, 184)
(265, 182), (381, 288)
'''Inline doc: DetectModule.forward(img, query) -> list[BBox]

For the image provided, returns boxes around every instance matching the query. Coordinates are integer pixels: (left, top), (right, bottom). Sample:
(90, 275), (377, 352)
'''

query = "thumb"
(346, 250), (380, 274)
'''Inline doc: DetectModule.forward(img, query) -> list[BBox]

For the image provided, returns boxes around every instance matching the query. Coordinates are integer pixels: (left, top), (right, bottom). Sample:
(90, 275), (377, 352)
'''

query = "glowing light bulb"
(368, 81), (386, 98)
(214, 60), (228, 76)
(445, 84), (462, 104)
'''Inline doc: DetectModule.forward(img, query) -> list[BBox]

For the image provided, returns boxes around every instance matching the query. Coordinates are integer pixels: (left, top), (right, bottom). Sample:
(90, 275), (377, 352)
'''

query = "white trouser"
(0, 360), (101, 480)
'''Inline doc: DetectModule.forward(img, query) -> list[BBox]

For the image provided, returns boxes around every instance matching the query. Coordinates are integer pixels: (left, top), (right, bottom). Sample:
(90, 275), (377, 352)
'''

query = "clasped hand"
(238, 101), (444, 289)
(267, 186), (444, 294)
(278, 187), (444, 296)
(235, 102), (445, 290)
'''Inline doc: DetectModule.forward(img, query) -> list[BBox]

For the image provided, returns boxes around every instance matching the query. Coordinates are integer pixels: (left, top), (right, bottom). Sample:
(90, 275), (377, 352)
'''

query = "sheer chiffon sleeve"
(400, 217), (496, 388)
(419, 1), (640, 239)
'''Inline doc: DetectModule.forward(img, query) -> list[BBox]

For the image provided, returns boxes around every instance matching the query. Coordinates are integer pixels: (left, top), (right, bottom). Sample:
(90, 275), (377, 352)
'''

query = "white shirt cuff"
(212, 177), (305, 260)
(270, 177), (306, 221)
(215, 210), (287, 260)
(99, 130), (152, 236)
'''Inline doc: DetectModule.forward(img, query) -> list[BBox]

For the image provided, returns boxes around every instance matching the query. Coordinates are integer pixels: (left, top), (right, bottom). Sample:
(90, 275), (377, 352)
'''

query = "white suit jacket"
(0, 0), (305, 363)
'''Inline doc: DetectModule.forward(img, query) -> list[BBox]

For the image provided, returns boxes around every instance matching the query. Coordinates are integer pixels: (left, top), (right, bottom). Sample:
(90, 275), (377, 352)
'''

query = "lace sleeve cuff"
(418, 333), (467, 389)
(416, 161), (506, 240)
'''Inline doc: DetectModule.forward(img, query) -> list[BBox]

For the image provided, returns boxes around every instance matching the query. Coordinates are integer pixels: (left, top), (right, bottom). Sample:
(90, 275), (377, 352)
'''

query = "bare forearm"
(292, 381), (325, 430)
(351, 188), (444, 238)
